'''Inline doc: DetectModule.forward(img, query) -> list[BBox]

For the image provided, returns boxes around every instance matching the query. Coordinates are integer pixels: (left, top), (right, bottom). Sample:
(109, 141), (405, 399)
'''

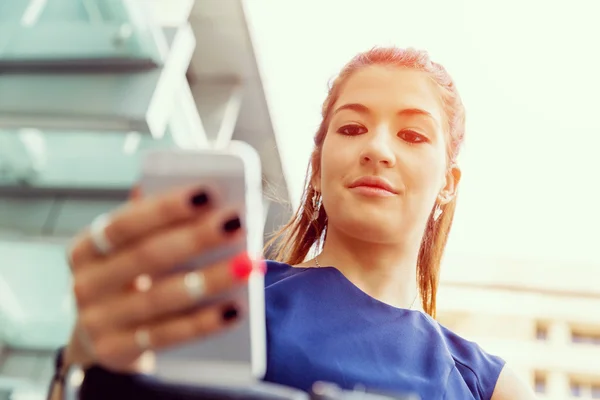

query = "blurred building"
(437, 253), (600, 400)
(0, 0), (292, 398)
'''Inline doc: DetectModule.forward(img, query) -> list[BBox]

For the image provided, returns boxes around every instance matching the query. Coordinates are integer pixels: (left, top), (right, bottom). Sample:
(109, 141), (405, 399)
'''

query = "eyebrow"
(332, 103), (439, 125)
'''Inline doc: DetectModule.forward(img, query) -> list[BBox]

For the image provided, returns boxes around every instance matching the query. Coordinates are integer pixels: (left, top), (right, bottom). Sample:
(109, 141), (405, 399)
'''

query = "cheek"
(404, 151), (446, 196)
(320, 135), (345, 181)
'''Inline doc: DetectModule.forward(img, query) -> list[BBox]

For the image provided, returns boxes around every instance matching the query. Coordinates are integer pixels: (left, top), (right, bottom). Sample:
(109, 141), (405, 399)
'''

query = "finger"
(74, 207), (244, 307)
(80, 253), (261, 335)
(129, 185), (142, 201)
(70, 185), (215, 268)
(93, 301), (243, 369)
(65, 184), (155, 271)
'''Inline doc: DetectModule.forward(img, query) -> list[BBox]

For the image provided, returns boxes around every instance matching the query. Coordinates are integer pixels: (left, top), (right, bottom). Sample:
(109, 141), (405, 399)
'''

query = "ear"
(438, 164), (461, 205)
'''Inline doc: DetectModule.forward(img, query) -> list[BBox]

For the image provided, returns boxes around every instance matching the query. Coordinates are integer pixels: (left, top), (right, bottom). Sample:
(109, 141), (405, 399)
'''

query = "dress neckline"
(289, 263), (423, 314)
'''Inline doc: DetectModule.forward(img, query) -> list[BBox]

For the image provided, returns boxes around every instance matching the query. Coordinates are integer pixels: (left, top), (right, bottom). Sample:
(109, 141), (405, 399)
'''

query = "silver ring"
(183, 270), (206, 301)
(134, 328), (152, 351)
(90, 214), (113, 255)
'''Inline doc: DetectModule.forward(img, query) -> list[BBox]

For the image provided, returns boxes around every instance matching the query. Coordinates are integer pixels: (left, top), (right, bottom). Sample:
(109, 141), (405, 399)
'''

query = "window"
(535, 323), (548, 341)
(534, 372), (547, 394)
(571, 382), (583, 397)
(568, 379), (600, 399)
(572, 332), (587, 343)
(571, 328), (600, 345)
(591, 385), (600, 399)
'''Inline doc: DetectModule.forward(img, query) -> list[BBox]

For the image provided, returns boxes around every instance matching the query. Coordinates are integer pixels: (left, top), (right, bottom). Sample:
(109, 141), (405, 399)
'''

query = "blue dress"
(263, 261), (505, 400)
(77, 260), (505, 400)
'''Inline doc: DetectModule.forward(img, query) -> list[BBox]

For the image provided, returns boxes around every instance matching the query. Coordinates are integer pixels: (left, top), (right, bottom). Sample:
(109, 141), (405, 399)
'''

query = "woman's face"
(315, 65), (460, 244)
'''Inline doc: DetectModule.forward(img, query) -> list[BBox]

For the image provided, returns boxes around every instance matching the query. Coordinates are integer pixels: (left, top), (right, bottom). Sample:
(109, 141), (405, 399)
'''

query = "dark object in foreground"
(76, 365), (420, 400)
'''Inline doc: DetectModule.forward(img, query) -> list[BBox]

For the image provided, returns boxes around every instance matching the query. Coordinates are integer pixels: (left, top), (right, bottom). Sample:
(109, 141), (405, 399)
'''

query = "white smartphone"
(138, 141), (266, 387)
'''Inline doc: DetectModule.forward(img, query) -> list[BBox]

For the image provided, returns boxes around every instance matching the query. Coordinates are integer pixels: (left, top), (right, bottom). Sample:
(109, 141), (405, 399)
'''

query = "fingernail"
(222, 305), (239, 322)
(222, 216), (241, 233)
(230, 252), (253, 280)
(190, 191), (209, 207)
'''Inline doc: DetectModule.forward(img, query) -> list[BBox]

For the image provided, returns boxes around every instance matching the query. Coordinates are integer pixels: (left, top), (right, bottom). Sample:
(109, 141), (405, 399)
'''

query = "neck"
(316, 225), (421, 310)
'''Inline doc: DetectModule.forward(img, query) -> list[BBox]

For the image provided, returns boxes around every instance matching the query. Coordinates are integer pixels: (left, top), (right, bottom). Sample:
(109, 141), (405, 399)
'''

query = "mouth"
(347, 176), (399, 196)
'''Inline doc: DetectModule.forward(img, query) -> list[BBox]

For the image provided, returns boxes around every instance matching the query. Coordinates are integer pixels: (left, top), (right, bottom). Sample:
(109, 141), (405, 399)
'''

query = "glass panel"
(0, 0), (167, 63)
(0, 241), (73, 349)
(0, 129), (176, 189)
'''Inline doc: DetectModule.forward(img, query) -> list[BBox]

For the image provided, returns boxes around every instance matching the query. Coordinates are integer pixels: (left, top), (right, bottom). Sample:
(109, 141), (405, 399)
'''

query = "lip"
(348, 176), (399, 195)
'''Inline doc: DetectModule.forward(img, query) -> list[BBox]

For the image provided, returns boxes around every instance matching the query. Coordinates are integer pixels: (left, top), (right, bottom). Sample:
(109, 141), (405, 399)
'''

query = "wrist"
(64, 331), (94, 369)
(50, 347), (74, 392)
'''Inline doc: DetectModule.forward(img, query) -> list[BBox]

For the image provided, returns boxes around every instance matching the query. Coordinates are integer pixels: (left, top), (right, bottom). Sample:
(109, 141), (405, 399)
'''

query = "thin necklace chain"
(314, 256), (419, 310)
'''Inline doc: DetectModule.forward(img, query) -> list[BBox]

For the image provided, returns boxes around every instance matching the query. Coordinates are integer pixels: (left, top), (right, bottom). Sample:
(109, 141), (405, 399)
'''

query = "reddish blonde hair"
(266, 47), (466, 318)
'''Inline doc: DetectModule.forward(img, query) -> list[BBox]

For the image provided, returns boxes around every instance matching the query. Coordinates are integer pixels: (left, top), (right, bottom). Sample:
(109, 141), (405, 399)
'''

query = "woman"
(48, 47), (536, 399)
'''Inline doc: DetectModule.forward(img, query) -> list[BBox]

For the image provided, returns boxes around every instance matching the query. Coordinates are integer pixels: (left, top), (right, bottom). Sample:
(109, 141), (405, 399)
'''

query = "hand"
(63, 186), (262, 373)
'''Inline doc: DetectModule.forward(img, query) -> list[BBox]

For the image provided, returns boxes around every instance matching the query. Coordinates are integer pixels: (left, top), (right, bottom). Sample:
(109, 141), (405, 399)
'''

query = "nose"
(359, 124), (396, 167)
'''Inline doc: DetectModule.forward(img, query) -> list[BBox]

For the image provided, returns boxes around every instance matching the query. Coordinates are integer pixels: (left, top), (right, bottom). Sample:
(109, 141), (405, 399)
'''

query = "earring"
(312, 190), (321, 221)
(433, 203), (443, 222)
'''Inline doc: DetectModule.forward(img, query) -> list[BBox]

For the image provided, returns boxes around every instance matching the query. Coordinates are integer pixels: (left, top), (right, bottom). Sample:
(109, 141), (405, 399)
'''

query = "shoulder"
(436, 322), (536, 399)
(434, 322), (506, 399)
(264, 260), (305, 287)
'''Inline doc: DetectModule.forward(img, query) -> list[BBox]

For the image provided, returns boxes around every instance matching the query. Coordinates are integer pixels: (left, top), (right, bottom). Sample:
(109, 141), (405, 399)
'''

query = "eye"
(337, 124), (367, 136)
(399, 130), (427, 144)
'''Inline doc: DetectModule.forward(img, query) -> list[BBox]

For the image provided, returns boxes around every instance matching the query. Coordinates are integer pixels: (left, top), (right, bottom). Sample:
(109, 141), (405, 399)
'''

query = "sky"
(244, 0), (600, 276)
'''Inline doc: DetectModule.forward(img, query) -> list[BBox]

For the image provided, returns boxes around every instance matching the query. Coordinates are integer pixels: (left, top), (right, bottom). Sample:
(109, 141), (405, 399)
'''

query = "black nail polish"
(223, 217), (241, 233)
(222, 305), (239, 322)
(190, 191), (209, 207)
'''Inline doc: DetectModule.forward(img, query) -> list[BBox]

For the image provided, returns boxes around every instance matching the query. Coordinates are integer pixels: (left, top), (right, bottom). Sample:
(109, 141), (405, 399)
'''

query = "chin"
(333, 213), (403, 244)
